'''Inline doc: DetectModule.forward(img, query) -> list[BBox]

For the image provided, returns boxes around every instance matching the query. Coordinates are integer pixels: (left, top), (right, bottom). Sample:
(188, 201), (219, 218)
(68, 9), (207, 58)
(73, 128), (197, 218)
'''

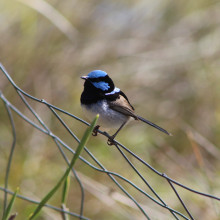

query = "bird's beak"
(80, 76), (88, 80)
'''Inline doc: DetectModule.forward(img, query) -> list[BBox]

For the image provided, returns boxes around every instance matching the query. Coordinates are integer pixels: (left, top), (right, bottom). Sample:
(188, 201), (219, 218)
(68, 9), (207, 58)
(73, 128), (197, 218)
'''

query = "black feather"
(137, 115), (171, 136)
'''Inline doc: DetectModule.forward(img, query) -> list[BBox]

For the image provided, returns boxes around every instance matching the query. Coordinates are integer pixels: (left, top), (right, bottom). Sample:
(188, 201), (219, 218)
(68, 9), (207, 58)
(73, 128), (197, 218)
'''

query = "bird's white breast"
(81, 100), (129, 130)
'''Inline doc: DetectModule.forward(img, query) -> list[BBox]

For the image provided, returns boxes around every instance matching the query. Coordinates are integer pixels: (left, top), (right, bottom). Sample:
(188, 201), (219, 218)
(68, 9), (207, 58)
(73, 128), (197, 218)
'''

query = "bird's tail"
(137, 115), (172, 136)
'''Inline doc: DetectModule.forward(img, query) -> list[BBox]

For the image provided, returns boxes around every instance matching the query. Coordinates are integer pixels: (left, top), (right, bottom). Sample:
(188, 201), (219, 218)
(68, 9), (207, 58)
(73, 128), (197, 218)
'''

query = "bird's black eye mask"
(85, 75), (115, 92)
(89, 75), (114, 85)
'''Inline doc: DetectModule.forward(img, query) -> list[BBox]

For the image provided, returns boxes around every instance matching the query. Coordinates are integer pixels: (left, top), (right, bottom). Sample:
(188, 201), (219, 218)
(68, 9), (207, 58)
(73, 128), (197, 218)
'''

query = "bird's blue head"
(87, 70), (107, 78)
(81, 70), (117, 93)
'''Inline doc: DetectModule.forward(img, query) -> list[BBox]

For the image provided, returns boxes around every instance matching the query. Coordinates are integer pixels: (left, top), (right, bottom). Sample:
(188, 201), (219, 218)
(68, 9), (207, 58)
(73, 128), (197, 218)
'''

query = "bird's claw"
(107, 136), (116, 145)
(93, 128), (116, 145)
(92, 125), (100, 136)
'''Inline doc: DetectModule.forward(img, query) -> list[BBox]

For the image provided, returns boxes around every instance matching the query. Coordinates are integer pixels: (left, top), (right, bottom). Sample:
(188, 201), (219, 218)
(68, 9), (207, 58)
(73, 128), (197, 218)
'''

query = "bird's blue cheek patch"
(93, 81), (110, 91)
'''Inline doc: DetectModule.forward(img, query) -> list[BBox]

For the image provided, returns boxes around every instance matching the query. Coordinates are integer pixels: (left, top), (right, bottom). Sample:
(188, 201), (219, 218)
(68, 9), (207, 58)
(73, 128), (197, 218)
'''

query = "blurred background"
(0, 0), (220, 219)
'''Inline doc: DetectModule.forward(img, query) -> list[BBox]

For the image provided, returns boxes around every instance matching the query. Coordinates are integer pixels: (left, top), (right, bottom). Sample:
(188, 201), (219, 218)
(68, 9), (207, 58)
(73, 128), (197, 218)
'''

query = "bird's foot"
(107, 136), (116, 146)
(92, 125), (100, 136)
(101, 132), (115, 145)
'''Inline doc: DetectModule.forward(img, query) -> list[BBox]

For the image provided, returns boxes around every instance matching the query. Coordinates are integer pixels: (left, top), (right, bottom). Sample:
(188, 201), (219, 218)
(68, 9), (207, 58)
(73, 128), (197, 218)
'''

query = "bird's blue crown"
(88, 70), (107, 78)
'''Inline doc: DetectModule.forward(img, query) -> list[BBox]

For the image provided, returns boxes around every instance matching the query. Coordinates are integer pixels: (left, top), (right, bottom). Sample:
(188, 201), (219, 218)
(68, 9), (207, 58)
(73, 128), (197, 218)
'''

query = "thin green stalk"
(29, 115), (99, 219)
(62, 175), (70, 204)
(2, 187), (19, 220)
(61, 176), (70, 220)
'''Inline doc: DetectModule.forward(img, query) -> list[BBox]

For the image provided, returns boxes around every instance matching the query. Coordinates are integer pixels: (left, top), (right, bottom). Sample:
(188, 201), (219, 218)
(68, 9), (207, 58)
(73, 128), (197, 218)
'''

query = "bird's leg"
(107, 121), (127, 145)
(92, 125), (100, 136)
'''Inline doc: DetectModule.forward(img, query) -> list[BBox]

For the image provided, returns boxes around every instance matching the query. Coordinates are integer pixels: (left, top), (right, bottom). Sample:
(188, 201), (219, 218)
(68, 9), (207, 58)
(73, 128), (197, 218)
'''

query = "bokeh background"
(0, 0), (220, 219)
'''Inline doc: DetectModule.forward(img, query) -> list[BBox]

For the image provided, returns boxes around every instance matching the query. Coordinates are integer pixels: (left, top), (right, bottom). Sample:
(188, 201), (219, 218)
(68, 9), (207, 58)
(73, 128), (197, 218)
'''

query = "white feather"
(81, 100), (130, 130)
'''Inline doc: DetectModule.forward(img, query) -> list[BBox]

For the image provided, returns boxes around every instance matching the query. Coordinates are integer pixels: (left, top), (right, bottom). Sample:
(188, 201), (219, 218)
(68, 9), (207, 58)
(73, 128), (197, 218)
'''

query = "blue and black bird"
(80, 70), (171, 144)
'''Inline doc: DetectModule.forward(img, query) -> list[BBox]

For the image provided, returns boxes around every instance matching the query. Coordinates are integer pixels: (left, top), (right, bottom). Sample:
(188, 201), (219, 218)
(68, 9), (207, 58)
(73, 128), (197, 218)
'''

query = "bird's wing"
(108, 91), (171, 136)
(108, 93), (138, 119)
(118, 91), (135, 110)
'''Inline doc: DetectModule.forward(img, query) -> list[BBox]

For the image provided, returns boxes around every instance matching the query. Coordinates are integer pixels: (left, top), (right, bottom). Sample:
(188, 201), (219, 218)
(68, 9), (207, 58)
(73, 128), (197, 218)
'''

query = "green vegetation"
(0, 0), (220, 219)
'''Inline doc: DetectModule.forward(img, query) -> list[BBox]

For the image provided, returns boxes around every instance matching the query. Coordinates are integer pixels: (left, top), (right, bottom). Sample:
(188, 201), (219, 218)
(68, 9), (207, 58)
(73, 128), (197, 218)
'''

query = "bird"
(80, 70), (171, 145)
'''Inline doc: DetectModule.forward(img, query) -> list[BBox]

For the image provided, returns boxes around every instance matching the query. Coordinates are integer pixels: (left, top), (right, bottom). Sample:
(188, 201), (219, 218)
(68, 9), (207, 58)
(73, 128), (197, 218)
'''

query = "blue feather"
(105, 87), (120, 95)
(92, 81), (110, 91)
(88, 70), (107, 78)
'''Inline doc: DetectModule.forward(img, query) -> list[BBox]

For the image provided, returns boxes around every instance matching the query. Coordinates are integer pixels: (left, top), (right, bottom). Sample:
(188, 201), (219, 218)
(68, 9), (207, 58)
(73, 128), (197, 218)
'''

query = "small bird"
(80, 70), (171, 144)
